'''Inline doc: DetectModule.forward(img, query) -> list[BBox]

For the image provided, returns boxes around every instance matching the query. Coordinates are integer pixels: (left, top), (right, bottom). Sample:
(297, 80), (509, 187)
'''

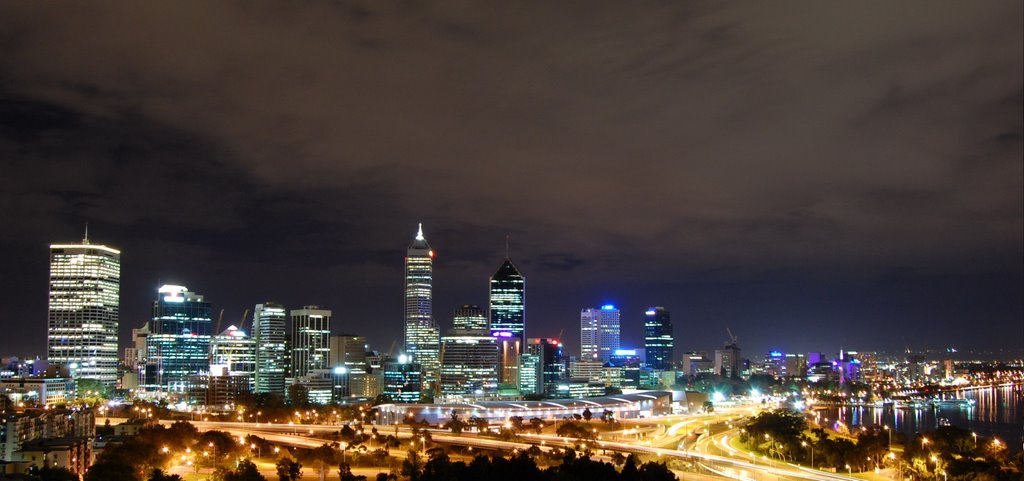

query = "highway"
(107, 413), (864, 481)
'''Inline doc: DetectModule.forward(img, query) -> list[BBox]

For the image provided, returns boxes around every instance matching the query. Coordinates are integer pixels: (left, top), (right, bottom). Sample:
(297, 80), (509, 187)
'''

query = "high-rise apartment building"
(47, 232), (121, 387)
(290, 306), (331, 377)
(489, 258), (525, 385)
(452, 305), (488, 331)
(146, 285), (213, 392)
(643, 307), (674, 370)
(580, 305), (620, 362)
(404, 224), (440, 387)
(253, 302), (288, 395)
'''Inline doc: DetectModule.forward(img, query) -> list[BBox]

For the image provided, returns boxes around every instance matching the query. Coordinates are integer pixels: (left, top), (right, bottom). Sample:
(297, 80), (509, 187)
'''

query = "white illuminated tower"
(253, 302), (288, 395)
(47, 228), (121, 387)
(580, 305), (620, 362)
(404, 224), (440, 388)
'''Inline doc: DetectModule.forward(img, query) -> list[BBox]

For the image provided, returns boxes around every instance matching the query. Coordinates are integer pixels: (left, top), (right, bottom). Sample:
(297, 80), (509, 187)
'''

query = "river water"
(812, 383), (1023, 451)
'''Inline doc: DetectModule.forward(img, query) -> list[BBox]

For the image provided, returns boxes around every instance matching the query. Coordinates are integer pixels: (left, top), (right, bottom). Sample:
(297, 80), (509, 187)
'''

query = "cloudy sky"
(1, 1), (1020, 360)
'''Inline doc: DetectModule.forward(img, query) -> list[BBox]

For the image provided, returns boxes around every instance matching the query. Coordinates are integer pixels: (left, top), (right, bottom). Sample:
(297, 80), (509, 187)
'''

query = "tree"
(443, 413), (466, 434)
(288, 383), (310, 408)
(224, 460), (268, 481)
(509, 416), (525, 432)
(610, 452), (627, 467)
(600, 409), (615, 424)
(582, 408), (593, 422)
(84, 461), (140, 481)
(275, 456), (302, 481)
(469, 417), (489, 433)
(400, 450), (424, 481)
(702, 401), (714, 413)
(37, 467), (80, 481)
(338, 462), (367, 481)
(302, 444), (339, 481)
(529, 417), (545, 434)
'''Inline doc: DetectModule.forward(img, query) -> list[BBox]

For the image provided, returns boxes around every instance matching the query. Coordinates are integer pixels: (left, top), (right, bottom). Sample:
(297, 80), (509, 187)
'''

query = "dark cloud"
(0, 1), (1020, 357)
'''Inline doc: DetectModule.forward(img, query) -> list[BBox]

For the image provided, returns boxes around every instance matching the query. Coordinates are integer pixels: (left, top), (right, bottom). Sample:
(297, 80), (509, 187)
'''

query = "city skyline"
(0, 2), (1020, 360)
(16, 227), (1024, 364)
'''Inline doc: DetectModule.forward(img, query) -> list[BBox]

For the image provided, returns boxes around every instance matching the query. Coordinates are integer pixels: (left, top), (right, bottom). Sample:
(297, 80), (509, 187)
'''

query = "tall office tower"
(382, 356), (422, 403)
(643, 307), (674, 370)
(329, 335), (368, 373)
(47, 231), (121, 387)
(290, 306), (331, 378)
(210, 325), (256, 383)
(253, 303), (288, 395)
(525, 338), (565, 396)
(580, 305), (621, 362)
(147, 285), (213, 392)
(518, 353), (541, 395)
(452, 305), (488, 331)
(404, 224), (440, 387)
(528, 338), (565, 393)
(439, 329), (499, 398)
(489, 257), (525, 385)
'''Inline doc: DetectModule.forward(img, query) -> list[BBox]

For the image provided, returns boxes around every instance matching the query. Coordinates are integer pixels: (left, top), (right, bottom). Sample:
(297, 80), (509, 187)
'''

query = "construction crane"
(236, 308), (250, 332)
(214, 308), (225, 336)
(725, 328), (739, 348)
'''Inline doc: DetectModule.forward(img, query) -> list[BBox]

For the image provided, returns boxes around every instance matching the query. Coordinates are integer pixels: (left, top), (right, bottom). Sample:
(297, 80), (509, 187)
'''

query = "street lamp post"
(802, 441), (814, 468)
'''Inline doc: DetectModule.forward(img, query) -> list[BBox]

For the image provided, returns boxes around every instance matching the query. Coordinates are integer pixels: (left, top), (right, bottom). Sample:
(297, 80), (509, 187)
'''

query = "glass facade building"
(581, 305), (620, 362)
(404, 224), (440, 387)
(290, 306), (331, 377)
(253, 302), (288, 396)
(525, 337), (565, 396)
(452, 304), (488, 331)
(643, 307), (674, 370)
(47, 235), (121, 387)
(146, 285), (213, 394)
(383, 357), (422, 403)
(489, 258), (525, 385)
(439, 329), (499, 398)
(210, 324), (256, 388)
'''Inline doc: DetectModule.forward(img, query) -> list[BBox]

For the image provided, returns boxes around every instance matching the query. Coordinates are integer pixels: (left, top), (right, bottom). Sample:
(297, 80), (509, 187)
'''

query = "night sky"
(1, 2), (1021, 361)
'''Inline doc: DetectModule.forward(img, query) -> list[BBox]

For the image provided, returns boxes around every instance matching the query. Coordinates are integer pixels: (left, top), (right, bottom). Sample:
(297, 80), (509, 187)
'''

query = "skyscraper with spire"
(489, 248), (525, 386)
(404, 224), (440, 389)
(47, 226), (121, 387)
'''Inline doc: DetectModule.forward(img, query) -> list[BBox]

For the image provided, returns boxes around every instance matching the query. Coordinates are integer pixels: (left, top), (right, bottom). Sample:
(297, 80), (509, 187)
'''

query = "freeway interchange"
(113, 409), (864, 481)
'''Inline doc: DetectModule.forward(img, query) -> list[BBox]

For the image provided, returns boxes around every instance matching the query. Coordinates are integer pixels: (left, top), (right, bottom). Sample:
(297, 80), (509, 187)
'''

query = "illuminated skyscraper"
(524, 338), (564, 395)
(404, 224), (440, 387)
(452, 304), (488, 331)
(253, 302), (288, 395)
(580, 305), (620, 362)
(439, 328), (499, 399)
(210, 324), (256, 390)
(643, 307), (674, 369)
(489, 257), (525, 385)
(290, 306), (331, 377)
(47, 231), (121, 387)
(147, 285), (213, 393)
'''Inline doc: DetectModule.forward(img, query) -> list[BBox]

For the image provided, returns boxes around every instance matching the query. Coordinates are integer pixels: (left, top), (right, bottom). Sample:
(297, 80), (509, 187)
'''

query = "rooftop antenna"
(416, 223), (425, 241)
(83, 222), (90, 244)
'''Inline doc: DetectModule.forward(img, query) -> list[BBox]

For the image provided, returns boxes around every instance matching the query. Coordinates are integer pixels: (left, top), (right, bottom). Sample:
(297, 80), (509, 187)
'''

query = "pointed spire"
(416, 223), (425, 241)
(83, 222), (90, 244)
